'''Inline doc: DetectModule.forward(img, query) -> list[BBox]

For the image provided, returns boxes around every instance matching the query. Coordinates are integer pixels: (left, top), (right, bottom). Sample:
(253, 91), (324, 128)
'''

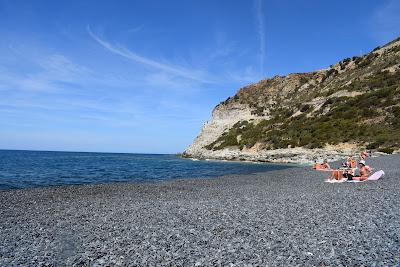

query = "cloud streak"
(0, 48), (143, 94)
(127, 24), (144, 34)
(255, 0), (266, 75)
(87, 26), (213, 83)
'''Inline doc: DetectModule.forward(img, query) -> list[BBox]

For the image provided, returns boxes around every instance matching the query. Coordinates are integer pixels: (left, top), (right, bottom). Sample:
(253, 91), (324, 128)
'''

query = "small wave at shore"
(0, 150), (293, 190)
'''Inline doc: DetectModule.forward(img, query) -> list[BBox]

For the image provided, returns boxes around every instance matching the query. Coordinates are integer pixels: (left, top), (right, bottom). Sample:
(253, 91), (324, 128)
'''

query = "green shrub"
(354, 57), (363, 65)
(300, 104), (311, 112)
(357, 53), (378, 68)
(378, 147), (394, 154)
(366, 140), (384, 149)
(309, 142), (324, 149)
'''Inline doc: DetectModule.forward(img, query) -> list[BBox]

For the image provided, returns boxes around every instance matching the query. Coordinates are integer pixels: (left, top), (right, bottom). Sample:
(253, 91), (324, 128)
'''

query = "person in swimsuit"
(322, 159), (330, 169)
(344, 155), (357, 168)
(351, 160), (372, 181)
(313, 159), (331, 170)
(359, 151), (369, 160)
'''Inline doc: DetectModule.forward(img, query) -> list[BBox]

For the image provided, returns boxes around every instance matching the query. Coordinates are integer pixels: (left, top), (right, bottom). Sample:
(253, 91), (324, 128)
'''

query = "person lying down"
(312, 159), (330, 170)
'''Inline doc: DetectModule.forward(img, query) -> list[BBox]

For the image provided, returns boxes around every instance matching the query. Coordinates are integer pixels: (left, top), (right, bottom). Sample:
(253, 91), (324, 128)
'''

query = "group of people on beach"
(313, 151), (374, 181)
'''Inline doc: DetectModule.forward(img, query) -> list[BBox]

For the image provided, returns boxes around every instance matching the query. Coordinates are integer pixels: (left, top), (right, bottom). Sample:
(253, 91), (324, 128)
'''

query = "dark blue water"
(0, 150), (293, 190)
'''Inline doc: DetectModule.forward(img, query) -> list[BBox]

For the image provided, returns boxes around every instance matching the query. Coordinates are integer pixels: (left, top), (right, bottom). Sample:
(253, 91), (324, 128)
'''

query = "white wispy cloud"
(255, 0), (266, 75)
(87, 25), (214, 83)
(127, 24), (144, 34)
(0, 49), (141, 93)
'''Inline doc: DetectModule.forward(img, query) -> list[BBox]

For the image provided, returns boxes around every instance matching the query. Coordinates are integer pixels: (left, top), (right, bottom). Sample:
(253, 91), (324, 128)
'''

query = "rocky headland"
(184, 37), (400, 164)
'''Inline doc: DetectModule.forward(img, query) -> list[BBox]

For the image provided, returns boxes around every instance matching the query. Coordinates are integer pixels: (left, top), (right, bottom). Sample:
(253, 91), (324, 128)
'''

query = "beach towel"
(325, 170), (384, 183)
(368, 170), (385, 181)
(346, 180), (366, 183)
(325, 178), (347, 183)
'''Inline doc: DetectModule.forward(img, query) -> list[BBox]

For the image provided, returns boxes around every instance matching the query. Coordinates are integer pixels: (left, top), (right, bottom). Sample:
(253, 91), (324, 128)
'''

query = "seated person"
(359, 151), (369, 160)
(346, 160), (372, 181)
(345, 155), (357, 169)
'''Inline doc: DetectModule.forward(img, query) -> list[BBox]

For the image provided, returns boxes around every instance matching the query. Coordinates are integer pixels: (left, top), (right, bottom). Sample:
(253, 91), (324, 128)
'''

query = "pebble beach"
(1, 154), (399, 266)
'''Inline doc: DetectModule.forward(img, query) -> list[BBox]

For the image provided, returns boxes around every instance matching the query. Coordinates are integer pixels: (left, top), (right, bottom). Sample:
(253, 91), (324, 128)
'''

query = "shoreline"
(1, 154), (399, 265)
(0, 167), (297, 193)
(0, 162), (295, 192)
(183, 155), (304, 166)
(182, 148), (391, 165)
(0, 151), (296, 192)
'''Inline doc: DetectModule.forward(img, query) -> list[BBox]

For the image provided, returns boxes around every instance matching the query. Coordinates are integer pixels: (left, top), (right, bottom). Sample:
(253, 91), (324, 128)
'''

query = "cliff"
(184, 37), (400, 164)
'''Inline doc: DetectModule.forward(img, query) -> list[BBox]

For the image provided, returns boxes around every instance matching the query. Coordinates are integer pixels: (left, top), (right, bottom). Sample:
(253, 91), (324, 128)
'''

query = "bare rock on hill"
(184, 37), (400, 163)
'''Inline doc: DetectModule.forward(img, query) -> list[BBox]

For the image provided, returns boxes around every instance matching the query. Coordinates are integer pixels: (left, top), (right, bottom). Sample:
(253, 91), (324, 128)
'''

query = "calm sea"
(0, 150), (292, 190)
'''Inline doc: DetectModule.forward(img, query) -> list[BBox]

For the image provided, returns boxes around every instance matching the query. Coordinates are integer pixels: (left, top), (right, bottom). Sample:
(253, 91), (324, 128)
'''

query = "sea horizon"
(0, 148), (177, 156)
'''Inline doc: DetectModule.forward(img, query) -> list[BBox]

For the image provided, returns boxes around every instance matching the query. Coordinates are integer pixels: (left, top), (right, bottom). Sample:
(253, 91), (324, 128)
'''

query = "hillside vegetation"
(205, 37), (400, 154)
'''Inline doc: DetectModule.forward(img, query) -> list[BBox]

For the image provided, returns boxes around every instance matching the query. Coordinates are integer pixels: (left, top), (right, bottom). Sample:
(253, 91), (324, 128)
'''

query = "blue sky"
(0, 0), (399, 153)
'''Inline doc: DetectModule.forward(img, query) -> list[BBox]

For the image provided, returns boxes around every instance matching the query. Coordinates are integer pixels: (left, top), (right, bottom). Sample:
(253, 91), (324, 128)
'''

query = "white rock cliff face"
(184, 103), (258, 157)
